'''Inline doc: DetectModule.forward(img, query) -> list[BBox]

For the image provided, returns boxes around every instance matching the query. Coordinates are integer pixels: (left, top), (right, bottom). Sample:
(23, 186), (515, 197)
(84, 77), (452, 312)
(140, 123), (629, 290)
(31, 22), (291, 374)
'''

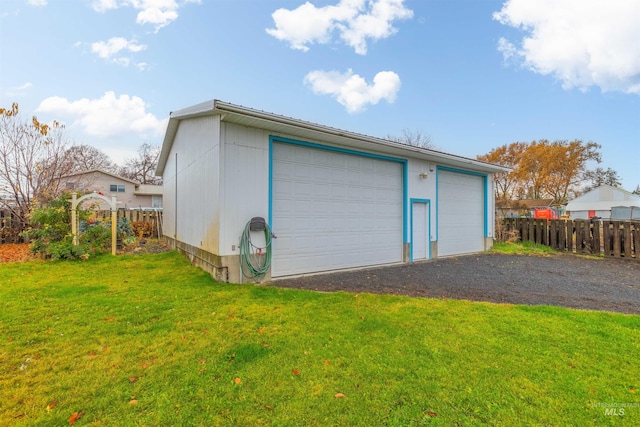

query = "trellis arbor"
(71, 192), (117, 256)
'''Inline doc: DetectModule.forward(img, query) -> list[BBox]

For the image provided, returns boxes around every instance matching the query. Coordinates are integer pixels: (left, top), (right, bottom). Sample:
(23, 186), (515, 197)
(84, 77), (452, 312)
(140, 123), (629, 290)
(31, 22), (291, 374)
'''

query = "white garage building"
(156, 100), (508, 283)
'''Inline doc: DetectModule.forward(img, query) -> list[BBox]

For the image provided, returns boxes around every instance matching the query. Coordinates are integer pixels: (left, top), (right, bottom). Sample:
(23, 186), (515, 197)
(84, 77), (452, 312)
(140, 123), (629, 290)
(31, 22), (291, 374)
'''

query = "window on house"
(65, 182), (85, 190)
(110, 184), (125, 192)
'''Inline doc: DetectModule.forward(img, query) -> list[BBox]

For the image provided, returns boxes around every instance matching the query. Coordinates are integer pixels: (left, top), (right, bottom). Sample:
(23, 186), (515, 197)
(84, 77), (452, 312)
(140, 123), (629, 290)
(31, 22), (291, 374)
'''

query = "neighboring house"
(565, 185), (640, 219)
(156, 99), (509, 283)
(496, 199), (555, 218)
(62, 169), (163, 210)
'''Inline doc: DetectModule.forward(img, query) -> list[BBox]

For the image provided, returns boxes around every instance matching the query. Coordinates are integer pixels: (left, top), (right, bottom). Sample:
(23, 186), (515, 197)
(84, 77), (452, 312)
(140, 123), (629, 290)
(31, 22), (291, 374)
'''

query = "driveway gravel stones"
(272, 253), (640, 315)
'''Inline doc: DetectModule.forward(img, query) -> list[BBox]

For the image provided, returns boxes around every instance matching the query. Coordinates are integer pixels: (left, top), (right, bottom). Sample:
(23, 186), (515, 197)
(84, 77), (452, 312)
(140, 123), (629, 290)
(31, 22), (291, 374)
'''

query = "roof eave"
(156, 99), (510, 175)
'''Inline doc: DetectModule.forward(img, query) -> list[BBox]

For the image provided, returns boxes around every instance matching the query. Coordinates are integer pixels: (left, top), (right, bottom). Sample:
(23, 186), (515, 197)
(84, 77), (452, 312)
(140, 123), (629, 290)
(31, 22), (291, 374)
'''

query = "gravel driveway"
(271, 253), (640, 315)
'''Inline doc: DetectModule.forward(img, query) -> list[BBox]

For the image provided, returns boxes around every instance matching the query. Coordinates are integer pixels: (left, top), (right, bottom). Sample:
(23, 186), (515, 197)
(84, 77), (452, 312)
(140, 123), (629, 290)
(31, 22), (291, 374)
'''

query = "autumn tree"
(479, 139), (602, 205)
(476, 142), (525, 201)
(118, 143), (162, 185)
(386, 128), (435, 149)
(539, 140), (601, 204)
(0, 103), (70, 229)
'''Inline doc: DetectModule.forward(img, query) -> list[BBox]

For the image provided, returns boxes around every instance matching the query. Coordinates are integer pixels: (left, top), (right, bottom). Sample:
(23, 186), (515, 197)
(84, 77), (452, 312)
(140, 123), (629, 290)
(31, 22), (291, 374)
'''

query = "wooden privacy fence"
(1, 208), (163, 244)
(501, 218), (640, 260)
(91, 210), (163, 238)
(1, 209), (23, 244)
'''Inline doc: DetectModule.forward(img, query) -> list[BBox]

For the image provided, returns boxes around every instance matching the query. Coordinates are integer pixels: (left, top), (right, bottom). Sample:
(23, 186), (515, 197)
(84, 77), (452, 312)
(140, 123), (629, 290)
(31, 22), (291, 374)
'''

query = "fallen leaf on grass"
(292, 369), (300, 376)
(631, 389), (637, 394)
(87, 352), (96, 358)
(258, 327), (265, 334)
(235, 377), (242, 385)
(334, 393), (346, 398)
(0, 243), (34, 263)
(68, 411), (83, 425)
(425, 411), (438, 417)
(46, 401), (57, 411)
(128, 399), (138, 405)
(323, 360), (330, 366)
(265, 405), (274, 411)
(129, 376), (138, 383)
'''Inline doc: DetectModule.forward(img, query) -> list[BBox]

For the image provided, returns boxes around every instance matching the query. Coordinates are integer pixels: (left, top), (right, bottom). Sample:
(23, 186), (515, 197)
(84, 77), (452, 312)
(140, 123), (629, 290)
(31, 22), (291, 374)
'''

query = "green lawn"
(1, 251), (638, 426)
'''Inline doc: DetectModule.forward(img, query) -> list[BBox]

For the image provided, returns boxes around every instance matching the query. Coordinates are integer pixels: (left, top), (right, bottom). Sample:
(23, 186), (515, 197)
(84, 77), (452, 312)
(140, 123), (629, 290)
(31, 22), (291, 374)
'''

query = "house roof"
(565, 185), (640, 211)
(134, 184), (163, 196)
(61, 169), (140, 186)
(156, 99), (511, 175)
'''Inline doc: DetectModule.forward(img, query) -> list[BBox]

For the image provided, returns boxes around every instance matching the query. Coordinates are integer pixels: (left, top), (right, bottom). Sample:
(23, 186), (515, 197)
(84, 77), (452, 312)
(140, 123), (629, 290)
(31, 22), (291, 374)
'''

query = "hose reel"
(239, 217), (273, 282)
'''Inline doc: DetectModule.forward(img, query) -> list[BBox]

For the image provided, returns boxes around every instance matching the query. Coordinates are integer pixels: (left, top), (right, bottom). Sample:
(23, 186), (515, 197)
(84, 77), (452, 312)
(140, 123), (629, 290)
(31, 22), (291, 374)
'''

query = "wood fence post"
(566, 220), (574, 252)
(633, 221), (640, 259)
(623, 222), (632, 258)
(591, 220), (601, 256)
(613, 221), (621, 257)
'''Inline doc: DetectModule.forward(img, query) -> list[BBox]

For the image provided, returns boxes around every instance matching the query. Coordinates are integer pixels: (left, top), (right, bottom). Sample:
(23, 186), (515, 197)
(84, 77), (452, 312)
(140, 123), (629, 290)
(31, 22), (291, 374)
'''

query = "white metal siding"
(438, 170), (485, 256)
(272, 142), (403, 277)
(163, 116), (221, 252)
(219, 123), (270, 255)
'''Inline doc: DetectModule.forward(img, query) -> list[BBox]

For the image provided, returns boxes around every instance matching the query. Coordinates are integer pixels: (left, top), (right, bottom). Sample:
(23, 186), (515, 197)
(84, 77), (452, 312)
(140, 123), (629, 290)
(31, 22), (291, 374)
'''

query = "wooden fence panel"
(0, 209), (24, 244)
(80, 209), (163, 238)
(499, 218), (638, 260)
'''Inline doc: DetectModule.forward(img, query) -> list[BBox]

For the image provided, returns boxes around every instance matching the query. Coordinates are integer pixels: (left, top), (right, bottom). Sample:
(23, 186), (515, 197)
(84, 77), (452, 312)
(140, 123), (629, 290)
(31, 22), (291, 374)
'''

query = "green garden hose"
(239, 219), (272, 281)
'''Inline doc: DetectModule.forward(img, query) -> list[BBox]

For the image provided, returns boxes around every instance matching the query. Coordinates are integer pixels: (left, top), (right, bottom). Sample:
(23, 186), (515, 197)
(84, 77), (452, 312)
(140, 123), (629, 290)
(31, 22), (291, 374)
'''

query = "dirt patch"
(119, 238), (171, 255)
(271, 253), (640, 315)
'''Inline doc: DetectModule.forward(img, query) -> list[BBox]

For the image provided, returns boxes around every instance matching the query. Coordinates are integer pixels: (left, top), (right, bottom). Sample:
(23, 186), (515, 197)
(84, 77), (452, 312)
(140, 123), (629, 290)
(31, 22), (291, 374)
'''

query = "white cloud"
(91, 0), (197, 31)
(4, 82), (33, 98)
(494, 0), (640, 94)
(304, 69), (401, 113)
(27, 0), (47, 6)
(267, 0), (413, 55)
(91, 37), (146, 64)
(36, 91), (167, 138)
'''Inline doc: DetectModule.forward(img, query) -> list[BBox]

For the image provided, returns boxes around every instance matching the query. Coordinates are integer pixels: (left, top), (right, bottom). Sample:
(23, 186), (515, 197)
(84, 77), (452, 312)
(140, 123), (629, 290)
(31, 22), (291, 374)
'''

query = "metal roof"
(157, 99), (510, 175)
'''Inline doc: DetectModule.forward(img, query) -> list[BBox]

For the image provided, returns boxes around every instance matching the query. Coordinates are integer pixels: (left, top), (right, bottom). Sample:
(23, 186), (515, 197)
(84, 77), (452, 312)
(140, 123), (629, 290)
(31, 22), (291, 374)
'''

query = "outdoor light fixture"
(419, 172), (429, 179)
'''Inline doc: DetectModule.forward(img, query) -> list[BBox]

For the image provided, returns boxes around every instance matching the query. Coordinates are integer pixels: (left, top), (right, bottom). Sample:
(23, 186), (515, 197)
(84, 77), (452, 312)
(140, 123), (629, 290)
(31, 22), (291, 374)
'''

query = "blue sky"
(1, 0), (639, 190)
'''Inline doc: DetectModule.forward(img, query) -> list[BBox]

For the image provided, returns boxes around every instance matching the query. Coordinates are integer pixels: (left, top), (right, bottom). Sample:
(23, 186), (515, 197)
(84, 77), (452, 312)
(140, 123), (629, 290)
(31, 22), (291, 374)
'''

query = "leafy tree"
(0, 103), (70, 229)
(118, 143), (162, 185)
(540, 140), (601, 204)
(479, 139), (602, 204)
(633, 185), (640, 196)
(386, 128), (435, 149)
(477, 142), (525, 201)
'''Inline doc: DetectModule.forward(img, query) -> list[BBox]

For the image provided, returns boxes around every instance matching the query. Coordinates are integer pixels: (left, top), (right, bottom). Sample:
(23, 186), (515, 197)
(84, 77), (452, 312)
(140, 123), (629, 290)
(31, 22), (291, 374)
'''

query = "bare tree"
(0, 103), (70, 228)
(581, 167), (622, 193)
(386, 128), (435, 149)
(62, 144), (117, 174)
(119, 143), (162, 185)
